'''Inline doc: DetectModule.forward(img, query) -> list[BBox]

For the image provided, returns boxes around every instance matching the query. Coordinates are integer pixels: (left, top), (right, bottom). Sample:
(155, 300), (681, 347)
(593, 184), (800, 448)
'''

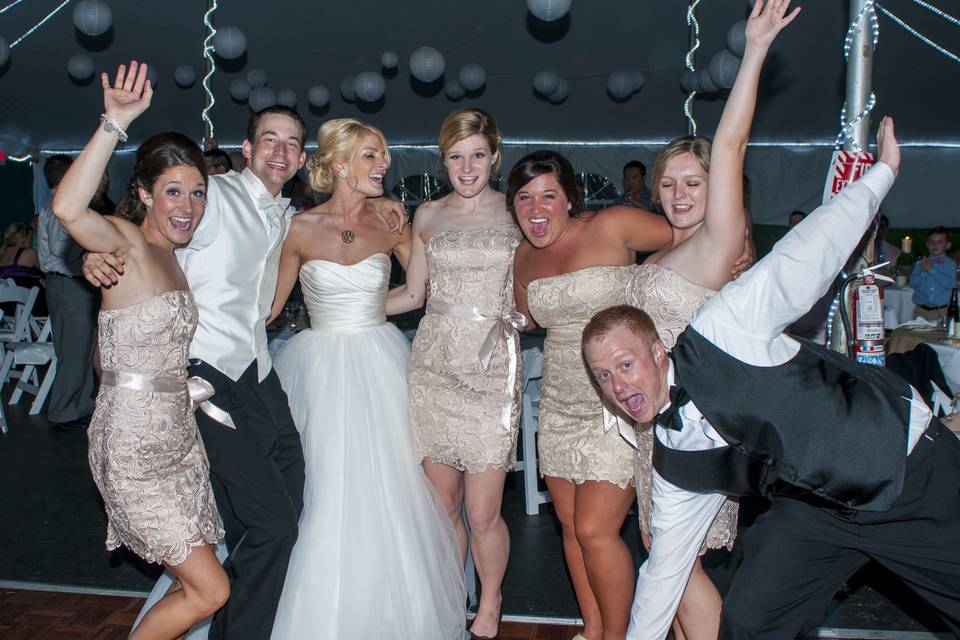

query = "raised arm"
(385, 217), (427, 316)
(603, 206), (673, 253)
(52, 62), (153, 253)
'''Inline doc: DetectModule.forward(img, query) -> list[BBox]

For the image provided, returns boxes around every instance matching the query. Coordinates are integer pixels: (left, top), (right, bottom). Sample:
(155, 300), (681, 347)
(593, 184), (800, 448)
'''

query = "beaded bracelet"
(99, 114), (128, 143)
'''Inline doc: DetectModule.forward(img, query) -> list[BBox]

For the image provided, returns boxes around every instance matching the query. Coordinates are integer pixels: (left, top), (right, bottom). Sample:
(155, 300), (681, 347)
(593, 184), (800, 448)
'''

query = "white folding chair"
(7, 317), (57, 415)
(0, 283), (40, 387)
(518, 346), (551, 515)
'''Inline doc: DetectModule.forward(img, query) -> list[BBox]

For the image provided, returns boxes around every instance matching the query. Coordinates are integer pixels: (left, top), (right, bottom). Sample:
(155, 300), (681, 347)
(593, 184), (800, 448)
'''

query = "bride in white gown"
(268, 118), (467, 639)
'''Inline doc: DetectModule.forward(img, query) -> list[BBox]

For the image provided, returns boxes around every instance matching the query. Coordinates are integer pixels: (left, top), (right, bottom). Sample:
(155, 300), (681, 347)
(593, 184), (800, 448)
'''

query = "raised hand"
(877, 116), (900, 178)
(101, 60), (153, 131)
(745, 0), (801, 52)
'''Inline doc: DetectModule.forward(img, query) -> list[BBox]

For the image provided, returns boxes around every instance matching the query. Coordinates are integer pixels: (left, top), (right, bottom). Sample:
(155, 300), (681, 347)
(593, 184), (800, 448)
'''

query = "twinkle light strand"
(908, 0), (960, 28)
(843, 0), (879, 61)
(877, 2), (960, 63)
(834, 92), (877, 152)
(683, 0), (702, 136)
(201, 0), (218, 140)
(10, 0), (72, 48)
(0, 0), (27, 15)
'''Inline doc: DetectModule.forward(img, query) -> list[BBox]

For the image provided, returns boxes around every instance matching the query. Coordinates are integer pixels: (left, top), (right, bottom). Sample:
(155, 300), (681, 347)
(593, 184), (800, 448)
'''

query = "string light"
(834, 92), (877, 152)
(877, 2), (960, 63)
(683, 0), (702, 136)
(9, 0), (72, 48)
(907, 0), (960, 28)
(0, 0), (27, 15)
(843, 0), (880, 61)
(201, 0), (218, 140)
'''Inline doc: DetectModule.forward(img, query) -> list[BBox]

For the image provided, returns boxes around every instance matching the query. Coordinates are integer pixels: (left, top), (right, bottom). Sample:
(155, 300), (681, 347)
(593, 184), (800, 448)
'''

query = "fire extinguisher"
(839, 263), (893, 366)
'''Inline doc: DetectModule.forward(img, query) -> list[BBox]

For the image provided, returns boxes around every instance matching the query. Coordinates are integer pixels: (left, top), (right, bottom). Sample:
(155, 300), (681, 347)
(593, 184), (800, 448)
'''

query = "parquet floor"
(0, 589), (582, 639)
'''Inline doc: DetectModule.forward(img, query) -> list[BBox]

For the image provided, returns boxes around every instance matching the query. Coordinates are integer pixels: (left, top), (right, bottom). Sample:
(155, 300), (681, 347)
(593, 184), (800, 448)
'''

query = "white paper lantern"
(630, 70), (645, 92)
(308, 85), (330, 108)
(146, 66), (158, 89)
(67, 54), (95, 81)
(727, 20), (748, 58)
(527, 0), (572, 22)
(0, 37), (9, 67)
(607, 70), (634, 99)
(230, 78), (252, 101)
(340, 76), (357, 102)
(444, 80), (465, 101)
(277, 88), (298, 108)
(533, 70), (559, 95)
(708, 49), (740, 90)
(247, 68), (267, 88)
(381, 51), (398, 69)
(174, 65), (196, 88)
(73, 0), (112, 37)
(459, 63), (486, 91)
(695, 68), (719, 93)
(409, 47), (445, 83)
(548, 77), (569, 103)
(355, 71), (385, 102)
(213, 26), (247, 60)
(248, 86), (277, 112)
(680, 69), (697, 93)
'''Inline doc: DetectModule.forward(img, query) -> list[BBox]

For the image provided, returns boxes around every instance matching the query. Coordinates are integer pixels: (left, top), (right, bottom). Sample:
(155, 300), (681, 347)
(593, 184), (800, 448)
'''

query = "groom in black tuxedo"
(583, 118), (960, 639)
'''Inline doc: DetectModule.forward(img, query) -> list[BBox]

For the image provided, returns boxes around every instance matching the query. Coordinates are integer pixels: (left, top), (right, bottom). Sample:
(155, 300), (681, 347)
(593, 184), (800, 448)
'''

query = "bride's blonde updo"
(307, 118), (391, 193)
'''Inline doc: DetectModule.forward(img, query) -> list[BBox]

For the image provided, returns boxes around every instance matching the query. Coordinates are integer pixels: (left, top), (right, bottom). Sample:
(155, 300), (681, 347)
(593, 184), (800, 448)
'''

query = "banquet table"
(888, 327), (960, 392)
(883, 285), (916, 330)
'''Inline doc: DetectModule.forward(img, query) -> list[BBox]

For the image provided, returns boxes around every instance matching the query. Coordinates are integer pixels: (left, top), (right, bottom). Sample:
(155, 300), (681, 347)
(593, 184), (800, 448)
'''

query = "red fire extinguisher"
(839, 265), (893, 366)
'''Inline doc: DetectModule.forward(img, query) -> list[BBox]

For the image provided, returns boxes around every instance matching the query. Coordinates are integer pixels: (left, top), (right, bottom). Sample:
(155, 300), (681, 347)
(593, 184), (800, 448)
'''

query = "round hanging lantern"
(67, 54), (95, 81)
(548, 77), (569, 103)
(527, 0), (572, 22)
(680, 69), (697, 93)
(73, 0), (112, 37)
(630, 70), (645, 92)
(340, 76), (357, 102)
(230, 78), (252, 101)
(174, 65), (196, 88)
(0, 37), (9, 67)
(708, 49), (740, 89)
(277, 88), (298, 108)
(247, 68), (267, 88)
(248, 86), (277, 112)
(146, 66), (158, 89)
(355, 71), (385, 102)
(607, 70), (634, 99)
(213, 26), (247, 60)
(695, 68), (719, 93)
(308, 85), (330, 108)
(381, 51), (398, 69)
(409, 47), (445, 83)
(727, 20), (747, 58)
(459, 63), (486, 91)
(533, 70), (559, 95)
(444, 80), (465, 100)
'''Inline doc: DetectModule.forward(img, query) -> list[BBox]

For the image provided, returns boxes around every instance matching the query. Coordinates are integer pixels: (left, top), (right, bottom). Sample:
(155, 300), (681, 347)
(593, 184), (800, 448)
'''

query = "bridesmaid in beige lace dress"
(511, 151), (672, 640)
(52, 61), (227, 640)
(625, 4), (798, 638)
(388, 109), (521, 639)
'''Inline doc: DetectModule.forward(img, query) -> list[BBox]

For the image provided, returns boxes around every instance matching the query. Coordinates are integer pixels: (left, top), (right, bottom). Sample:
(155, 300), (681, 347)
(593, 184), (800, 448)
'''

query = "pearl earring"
(338, 168), (348, 178)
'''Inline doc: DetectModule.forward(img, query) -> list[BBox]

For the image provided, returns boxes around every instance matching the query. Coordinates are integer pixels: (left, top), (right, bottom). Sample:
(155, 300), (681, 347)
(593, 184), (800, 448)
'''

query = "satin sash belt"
(100, 369), (237, 430)
(546, 327), (638, 448)
(426, 299), (526, 433)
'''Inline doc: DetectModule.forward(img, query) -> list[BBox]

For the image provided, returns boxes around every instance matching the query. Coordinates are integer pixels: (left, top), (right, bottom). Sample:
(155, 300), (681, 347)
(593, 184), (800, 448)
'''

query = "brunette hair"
(246, 105), (307, 149)
(505, 150), (580, 216)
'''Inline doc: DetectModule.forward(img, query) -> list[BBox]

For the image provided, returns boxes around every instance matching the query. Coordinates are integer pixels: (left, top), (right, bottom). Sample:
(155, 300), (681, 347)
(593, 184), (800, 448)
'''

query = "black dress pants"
(189, 360), (305, 640)
(721, 420), (960, 639)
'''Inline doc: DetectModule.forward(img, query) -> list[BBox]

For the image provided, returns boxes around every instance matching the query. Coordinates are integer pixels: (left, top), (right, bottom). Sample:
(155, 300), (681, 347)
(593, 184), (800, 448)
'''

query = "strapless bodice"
(299, 253), (390, 333)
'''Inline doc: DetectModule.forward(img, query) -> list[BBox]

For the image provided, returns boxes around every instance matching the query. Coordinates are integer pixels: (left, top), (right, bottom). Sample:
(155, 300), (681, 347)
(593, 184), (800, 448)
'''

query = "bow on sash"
(187, 376), (237, 429)
(99, 370), (235, 430)
(427, 300), (527, 433)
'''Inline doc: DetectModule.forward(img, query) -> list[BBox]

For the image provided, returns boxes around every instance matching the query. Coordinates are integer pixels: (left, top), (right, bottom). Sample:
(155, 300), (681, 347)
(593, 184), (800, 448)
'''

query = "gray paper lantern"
(174, 65), (196, 88)
(277, 88), (298, 108)
(695, 68), (719, 93)
(548, 77), (569, 103)
(444, 80), (465, 101)
(73, 0), (112, 37)
(230, 79), (252, 101)
(247, 68), (267, 88)
(630, 70), (645, 92)
(727, 20), (747, 58)
(340, 76), (357, 102)
(308, 85), (330, 108)
(381, 51), (398, 69)
(0, 37), (9, 67)
(248, 86), (277, 112)
(459, 63), (486, 91)
(607, 70), (634, 99)
(527, 0), (572, 22)
(213, 26), (247, 60)
(355, 71), (385, 102)
(409, 47), (445, 83)
(533, 70), (559, 96)
(67, 54), (95, 81)
(680, 69), (697, 93)
(708, 49), (740, 90)
(146, 66), (158, 89)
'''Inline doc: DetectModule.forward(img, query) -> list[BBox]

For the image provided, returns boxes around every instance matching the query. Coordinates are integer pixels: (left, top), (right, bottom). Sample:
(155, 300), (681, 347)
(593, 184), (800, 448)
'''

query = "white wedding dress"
(270, 253), (467, 639)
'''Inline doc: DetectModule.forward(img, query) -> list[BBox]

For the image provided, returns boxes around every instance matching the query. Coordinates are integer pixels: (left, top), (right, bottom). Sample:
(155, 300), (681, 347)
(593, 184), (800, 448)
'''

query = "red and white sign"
(822, 150), (875, 204)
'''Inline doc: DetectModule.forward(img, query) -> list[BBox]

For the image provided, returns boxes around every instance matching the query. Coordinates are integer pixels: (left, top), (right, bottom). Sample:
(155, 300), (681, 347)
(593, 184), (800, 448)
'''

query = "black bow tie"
(655, 384), (689, 432)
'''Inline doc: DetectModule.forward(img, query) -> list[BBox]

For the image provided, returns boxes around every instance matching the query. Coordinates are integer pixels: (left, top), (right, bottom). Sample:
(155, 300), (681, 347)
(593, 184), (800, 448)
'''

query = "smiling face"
(585, 323), (670, 425)
(443, 133), (497, 199)
(336, 133), (389, 197)
(659, 152), (709, 230)
(139, 164), (206, 248)
(513, 172), (573, 248)
(242, 113), (307, 196)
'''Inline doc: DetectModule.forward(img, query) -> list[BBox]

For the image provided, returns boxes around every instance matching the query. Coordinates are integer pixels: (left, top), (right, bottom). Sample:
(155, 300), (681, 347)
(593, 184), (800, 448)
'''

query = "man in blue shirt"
(910, 226), (956, 322)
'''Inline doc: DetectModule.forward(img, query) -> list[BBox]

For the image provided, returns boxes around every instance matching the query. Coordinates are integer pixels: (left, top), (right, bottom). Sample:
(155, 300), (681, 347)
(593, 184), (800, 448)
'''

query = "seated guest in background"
(203, 149), (233, 176)
(909, 226), (955, 322)
(0, 222), (47, 315)
(37, 154), (100, 429)
(874, 213), (901, 266)
(585, 118), (960, 640)
(621, 160), (653, 210)
(788, 210), (806, 228)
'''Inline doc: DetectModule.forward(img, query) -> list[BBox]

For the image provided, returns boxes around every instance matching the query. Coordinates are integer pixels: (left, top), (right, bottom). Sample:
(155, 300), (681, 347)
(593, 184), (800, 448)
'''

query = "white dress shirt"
(177, 168), (292, 382)
(628, 163), (933, 639)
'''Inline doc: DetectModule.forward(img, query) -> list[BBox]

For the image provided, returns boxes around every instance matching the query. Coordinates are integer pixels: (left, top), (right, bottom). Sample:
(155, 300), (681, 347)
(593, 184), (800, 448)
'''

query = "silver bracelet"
(99, 114), (128, 143)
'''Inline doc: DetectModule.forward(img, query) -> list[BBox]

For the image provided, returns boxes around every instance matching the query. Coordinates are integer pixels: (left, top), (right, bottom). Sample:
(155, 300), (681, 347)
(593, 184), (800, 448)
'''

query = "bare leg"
(423, 460), (468, 565)
(546, 476), (602, 640)
(463, 468), (509, 638)
(675, 558), (722, 640)
(130, 544), (228, 640)
(574, 480), (637, 640)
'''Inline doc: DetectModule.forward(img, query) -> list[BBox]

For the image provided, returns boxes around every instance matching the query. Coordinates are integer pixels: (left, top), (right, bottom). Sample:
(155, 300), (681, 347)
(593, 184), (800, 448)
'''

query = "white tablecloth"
(883, 286), (915, 330)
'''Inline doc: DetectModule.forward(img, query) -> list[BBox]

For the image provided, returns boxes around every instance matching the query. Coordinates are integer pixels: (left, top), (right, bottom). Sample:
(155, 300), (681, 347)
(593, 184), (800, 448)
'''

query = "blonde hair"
(307, 118), (391, 193)
(438, 108), (502, 172)
(651, 136), (711, 209)
(2, 223), (32, 249)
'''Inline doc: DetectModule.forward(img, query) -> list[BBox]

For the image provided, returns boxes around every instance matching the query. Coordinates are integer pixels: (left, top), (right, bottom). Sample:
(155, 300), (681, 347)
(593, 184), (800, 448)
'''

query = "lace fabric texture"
(528, 265), (637, 488)
(627, 263), (738, 550)
(408, 227), (524, 473)
(89, 290), (223, 565)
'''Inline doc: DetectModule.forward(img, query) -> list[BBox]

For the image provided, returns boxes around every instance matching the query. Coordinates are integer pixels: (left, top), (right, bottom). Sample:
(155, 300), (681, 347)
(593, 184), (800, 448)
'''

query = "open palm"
(746, 0), (801, 50)
(101, 60), (153, 129)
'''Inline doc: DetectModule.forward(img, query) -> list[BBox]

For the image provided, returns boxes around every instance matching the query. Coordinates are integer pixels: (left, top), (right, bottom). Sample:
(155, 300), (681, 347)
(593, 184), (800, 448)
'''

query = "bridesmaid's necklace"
(329, 214), (356, 244)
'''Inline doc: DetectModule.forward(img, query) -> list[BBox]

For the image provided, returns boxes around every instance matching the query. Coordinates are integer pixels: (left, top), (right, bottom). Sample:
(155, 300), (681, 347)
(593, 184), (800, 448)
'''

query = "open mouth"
(170, 216), (193, 232)
(457, 176), (479, 185)
(369, 172), (384, 184)
(266, 160), (288, 172)
(620, 392), (644, 416)
(528, 217), (548, 237)
(672, 204), (693, 214)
